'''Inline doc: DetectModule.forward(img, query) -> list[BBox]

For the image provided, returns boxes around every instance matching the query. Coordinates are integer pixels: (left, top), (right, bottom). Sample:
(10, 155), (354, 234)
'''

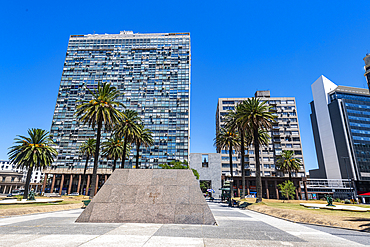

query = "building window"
(202, 154), (209, 167)
(11, 177), (15, 182)
(222, 101), (235, 104)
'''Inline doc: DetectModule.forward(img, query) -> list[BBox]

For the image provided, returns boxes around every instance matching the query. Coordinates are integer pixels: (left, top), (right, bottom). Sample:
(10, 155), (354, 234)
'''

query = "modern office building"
(43, 31), (191, 195)
(215, 91), (307, 199)
(309, 75), (370, 195)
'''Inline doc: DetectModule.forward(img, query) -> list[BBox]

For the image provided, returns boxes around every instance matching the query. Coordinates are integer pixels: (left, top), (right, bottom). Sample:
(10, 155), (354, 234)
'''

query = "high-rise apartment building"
(216, 91), (306, 179)
(310, 76), (370, 193)
(43, 31), (190, 195)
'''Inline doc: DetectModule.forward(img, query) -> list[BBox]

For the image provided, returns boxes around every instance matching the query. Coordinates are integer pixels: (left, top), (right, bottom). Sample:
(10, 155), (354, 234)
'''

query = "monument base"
(76, 169), (216, 225)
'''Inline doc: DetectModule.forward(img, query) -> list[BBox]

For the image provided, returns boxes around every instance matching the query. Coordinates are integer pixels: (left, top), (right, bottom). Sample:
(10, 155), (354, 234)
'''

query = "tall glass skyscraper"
(50, 31), (190, 170)
(310, 75), (370, 194)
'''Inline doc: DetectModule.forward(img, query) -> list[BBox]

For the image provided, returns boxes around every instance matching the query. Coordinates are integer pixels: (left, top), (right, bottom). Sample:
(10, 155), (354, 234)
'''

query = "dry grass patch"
(236, 198), (370, 232)
(0, 195), (88, 217)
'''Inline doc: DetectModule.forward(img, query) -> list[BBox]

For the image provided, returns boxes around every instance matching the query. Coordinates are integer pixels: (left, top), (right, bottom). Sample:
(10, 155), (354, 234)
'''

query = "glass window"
(202, 154), (209, 167)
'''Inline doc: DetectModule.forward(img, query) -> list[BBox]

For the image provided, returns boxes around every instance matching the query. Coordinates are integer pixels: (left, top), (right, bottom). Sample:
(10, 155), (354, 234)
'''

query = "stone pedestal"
(76, 169), (216, 225)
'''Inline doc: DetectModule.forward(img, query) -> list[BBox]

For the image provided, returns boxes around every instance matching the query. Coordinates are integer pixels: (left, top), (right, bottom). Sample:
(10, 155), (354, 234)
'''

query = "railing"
(302, 179), (352, 189)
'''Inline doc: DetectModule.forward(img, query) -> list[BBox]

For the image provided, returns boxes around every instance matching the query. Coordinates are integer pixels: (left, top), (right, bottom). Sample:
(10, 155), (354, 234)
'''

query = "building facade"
(216, 91), (306, 178)
(0, 170), (24, 195)
(189, 153), (222, 198)
(0, 160), (44, 185)
(309, 75), (370, 195)
(43, 31), (191, 195)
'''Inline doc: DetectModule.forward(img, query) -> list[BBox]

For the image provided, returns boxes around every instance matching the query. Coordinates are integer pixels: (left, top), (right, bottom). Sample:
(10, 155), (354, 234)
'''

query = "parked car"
(68, 192), (79, 196)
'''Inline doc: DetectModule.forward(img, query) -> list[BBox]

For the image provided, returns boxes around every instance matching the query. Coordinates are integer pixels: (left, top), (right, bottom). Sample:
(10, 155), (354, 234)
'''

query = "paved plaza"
(0, 202), (369, 246)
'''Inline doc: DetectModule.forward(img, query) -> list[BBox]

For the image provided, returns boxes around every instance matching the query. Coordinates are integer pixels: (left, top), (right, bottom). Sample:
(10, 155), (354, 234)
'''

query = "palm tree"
(133, 125), (153, 169)
(79, 139), (96, 195)
(214, 127), (240, 200)
(114, 109), (141, 168)
(101, 136), (124, 172)
(276, 150), (302, 181)
(75, 82), (124, 198)
(226, 103), (249, 200)
(236, 98), (276, 203)
(8, 128), (57, 199)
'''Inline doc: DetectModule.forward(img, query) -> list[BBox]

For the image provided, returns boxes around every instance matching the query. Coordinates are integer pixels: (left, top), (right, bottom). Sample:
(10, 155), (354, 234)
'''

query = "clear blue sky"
(1, 1), (370, 172)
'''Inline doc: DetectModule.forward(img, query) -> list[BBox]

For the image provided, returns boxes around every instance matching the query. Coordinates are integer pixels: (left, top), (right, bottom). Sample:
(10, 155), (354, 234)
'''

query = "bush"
(278, 181), (296, 200)
(334, 198), (341, 202)
(344, 199), (351, 204)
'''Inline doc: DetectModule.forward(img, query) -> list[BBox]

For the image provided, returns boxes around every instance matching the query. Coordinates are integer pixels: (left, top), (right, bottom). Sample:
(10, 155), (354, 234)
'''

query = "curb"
(244, 207), (370, 233)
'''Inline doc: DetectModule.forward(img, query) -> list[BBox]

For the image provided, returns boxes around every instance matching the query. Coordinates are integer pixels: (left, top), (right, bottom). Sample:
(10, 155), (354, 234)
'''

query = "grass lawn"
(0, 196), (88, 216)
(233, 198), (370, 231)
(237, 198), (370, 218)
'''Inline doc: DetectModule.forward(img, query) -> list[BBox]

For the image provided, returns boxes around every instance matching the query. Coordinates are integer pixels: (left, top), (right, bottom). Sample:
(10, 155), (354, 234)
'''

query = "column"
(50, 174), (56, 193)
(59, 174), (64, 195)
(295, 186), (299, 200)
(77, 175), (81, 195)
(265, 180), (269, 199)
(86, 175), (90, 196)
(105, 175), (107, 183)
(68, 174), (73, 195)
(9, 186), (13, 194)
(304, 181), (308, 200)
(275, 180), (279, 200)
(246, 179), (250, 195)
(298, 181), (302, 200)
(3, 186), (7, 194)
(95, 175), (99, 195)
(237, 188), (240, 197)
(42, 174), (47, 194)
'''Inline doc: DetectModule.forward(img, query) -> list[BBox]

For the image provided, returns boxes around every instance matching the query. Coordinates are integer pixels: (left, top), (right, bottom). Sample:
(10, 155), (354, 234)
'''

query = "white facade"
(311, 76), (342, 179)
(0, 160), (44, 184)
(189, 153), (222, 198)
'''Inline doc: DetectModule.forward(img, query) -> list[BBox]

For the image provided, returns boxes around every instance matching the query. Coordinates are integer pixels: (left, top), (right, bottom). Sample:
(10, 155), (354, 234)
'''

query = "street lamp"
(341, 157), (355, 200)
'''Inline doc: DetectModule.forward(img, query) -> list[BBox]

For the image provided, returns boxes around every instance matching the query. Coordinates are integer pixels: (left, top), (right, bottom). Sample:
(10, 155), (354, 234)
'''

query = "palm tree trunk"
(112, 159), (117, 172)
(229, 143), (234, 204)
(254, 127), (262, 203)
(135, 141), (140, 169)
(240, 130), (246, 199)
(121, 130), (128, 168)
(81, 155), (89, 195)
(89, 120), (102, 199)
(23, 167), (33, 199)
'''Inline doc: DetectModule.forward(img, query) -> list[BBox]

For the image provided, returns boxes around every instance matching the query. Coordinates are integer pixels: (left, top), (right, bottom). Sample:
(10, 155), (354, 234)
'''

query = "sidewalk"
(0, 202), (368, 246)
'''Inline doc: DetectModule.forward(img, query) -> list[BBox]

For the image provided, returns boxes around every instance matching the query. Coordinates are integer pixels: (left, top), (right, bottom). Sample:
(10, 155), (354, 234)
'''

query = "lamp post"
(226, 174), (233, 206)
(341, 157), (354, 200)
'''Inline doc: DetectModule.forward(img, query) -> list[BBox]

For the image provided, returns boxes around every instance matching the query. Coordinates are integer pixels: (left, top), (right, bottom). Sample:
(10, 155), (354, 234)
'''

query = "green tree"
(214, 127), (240, 198)
(101, 136), (125, 172)
(278, 180), (296, 200)
(114, 109), (141, 168)
(276, 150), (302, 181)
(159, 160), (199, 180)
(200, 181), (210, 193)
(8, 128), (57, 199)
(75, 82), (124, 198)
(79, 139), (96, 195)
(234, 98), (276, 203)
(133, 125), (153, 169)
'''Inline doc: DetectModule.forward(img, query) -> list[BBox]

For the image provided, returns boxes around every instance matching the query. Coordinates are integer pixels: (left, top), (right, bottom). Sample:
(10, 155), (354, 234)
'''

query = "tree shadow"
(345, 218), (370, 232)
